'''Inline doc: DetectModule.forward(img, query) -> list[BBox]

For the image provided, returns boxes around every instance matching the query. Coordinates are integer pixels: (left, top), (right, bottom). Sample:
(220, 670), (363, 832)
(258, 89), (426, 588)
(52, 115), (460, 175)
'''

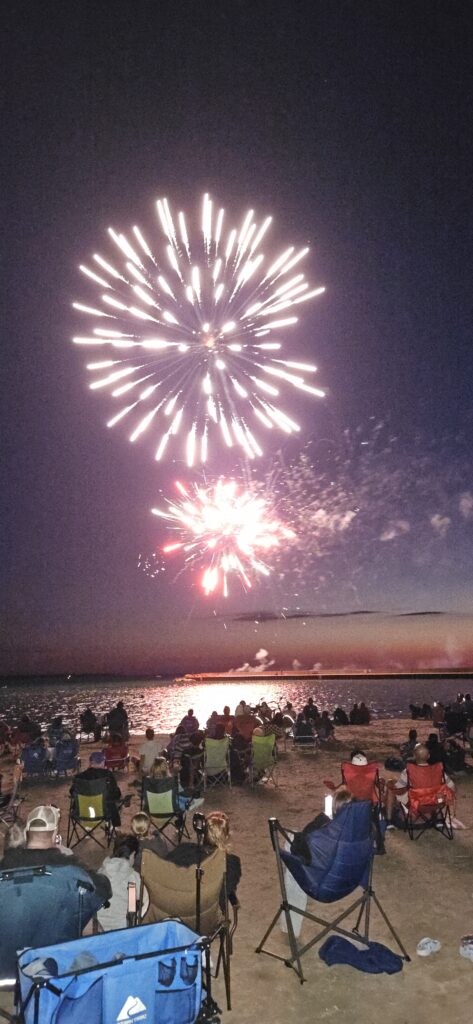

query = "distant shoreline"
(2, 667), (473, 687)
(177, 668), (473, 682)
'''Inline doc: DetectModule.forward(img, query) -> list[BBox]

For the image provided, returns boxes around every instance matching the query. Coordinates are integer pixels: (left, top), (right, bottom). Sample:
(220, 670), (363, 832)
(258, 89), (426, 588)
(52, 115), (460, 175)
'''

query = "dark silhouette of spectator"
(358, 702), (371, 725)
(107, 701), (129, 739)
(333, 707), (349, 726)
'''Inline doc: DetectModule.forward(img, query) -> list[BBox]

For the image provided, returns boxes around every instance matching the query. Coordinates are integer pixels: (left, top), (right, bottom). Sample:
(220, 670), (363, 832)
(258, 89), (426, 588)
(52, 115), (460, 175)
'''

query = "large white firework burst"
(152, 479), (296, 597)
(73, 194), (325, 465)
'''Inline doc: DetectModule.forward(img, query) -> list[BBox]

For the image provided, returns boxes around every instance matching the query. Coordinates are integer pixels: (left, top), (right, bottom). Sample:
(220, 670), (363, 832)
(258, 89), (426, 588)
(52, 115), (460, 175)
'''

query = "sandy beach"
(2, 719), (473, 1023)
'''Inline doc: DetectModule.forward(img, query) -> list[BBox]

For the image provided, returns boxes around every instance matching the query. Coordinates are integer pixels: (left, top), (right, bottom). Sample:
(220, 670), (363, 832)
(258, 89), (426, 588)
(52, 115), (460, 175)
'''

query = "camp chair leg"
(369, 888), (411, 961)
(198, 946), (222, 1023)
(219, 928), (232, 1011)
(255, 902), (305, 983)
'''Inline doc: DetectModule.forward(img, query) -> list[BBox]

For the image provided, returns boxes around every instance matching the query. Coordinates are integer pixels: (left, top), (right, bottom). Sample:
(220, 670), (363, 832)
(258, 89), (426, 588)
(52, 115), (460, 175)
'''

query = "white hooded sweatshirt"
(97, 856), (148, 931)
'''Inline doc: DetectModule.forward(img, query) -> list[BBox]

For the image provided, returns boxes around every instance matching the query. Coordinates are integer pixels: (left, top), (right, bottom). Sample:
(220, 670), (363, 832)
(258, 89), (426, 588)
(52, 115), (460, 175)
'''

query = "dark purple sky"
(2, 1), (473, 674)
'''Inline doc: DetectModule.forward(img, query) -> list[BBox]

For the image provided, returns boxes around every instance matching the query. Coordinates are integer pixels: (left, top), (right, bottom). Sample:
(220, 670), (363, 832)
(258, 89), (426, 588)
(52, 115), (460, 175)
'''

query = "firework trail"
(73, 194), (325, 465)
(151, 478), (296, 597)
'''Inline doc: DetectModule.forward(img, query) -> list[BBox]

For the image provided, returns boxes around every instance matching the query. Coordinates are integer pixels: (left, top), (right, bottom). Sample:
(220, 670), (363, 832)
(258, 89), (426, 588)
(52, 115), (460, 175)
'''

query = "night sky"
(2, 1), (473, 675)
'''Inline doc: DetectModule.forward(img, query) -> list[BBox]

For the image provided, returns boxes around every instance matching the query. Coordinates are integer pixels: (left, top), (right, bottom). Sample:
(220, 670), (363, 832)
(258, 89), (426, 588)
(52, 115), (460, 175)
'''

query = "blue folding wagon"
(18, 920), (211, 1024)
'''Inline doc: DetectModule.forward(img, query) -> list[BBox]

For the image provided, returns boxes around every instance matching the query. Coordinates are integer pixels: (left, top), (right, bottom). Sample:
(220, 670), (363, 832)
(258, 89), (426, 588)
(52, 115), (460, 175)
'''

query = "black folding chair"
(67, 777), (117, 849)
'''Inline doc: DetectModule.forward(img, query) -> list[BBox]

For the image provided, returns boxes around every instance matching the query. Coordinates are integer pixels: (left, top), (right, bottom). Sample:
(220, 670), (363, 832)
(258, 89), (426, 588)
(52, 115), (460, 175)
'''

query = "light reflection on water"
(0, 676), (468, 733)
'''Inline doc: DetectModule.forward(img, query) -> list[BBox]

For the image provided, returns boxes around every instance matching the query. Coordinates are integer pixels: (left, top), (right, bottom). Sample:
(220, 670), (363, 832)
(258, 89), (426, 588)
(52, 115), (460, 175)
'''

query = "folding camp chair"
(140, 846), (233, 1009)
(0, 863), (105, 1021)
(341, 761), (386, 852)
(141, 775), (189, 844)
(79, 710), (97, 742)
(103, 740), (129, 772)
(403, 762), (454, 840)
(248, 733), (277, 787)
(20, 741), (51, 780)
(256, 802), (409, 983)
(67, 776), (117, 849)
(52, 735), (81, 777)
(203, 737), (231, 790)
(18, 920), (217, 1024)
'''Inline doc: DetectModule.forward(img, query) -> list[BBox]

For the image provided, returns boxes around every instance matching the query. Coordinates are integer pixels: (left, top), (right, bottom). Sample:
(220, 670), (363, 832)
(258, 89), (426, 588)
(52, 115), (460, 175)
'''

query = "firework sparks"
(151, 479), (296, 596)
(73, 194), (325, 464)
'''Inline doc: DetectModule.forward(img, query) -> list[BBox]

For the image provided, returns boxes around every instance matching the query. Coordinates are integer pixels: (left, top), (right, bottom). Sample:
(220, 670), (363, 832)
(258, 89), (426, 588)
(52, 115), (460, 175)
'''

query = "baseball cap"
(89, 751), (106, 766)
(351, 752), (368, 766)
(26, 805), (60, 832)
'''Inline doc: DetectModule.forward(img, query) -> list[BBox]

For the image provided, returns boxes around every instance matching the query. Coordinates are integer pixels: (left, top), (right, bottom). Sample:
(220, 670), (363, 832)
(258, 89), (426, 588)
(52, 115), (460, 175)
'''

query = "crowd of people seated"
(2, 683), (473, 992)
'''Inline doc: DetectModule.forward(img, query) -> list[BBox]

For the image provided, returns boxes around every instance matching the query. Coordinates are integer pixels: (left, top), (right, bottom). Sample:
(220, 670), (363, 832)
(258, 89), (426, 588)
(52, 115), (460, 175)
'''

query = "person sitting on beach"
(179, 709), (200, 736)
(303, 697), (320, 721)
(462, 693), (473, 719)
(0, 804), (111, 904)
(399, 728), (418, 763)
(316, 711), (335, 742)
(80, 707), (97, 738)
(166, 724), (193, 769)
(180, 731), (204, 789)
(358, 702), (371, 725)
(333, 706), (349, 726)
(206, 711), (219, 738)
(426, 732), (445, 765)
(290, 787), (354, 864)
(107, 700), (129, 740)
(282, 702), (296, 727)
(432, 701), (445, 726)
(73, 751), (123, 826)
(385, 743), (456, 827)
(165, 810), (241, 910)
(138, 727), (165, 774)
(232, 708), (258, 744)
(349, 703), (361, 725)
(147, 755), (202, 812)
(219, 706), (233, 733)
(269, 711), (287, 740)
(258, 701), (272, 722)
(96, 836), (149, 931)
(128, 811), (173, 870)
(48, 716), (64, 745)
(294, 711), (315, 745)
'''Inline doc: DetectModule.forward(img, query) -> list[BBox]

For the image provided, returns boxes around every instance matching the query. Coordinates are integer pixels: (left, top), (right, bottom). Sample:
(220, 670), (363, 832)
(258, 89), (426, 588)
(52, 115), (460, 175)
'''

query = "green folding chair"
(248, 734), (278, 787)
(203, 737), (231, 790)
(141, 776), (189, 844)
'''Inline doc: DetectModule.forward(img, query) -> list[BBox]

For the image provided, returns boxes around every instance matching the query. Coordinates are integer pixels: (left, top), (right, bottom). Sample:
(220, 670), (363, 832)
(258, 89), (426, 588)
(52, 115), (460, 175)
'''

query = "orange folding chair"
(403, 762), (454, 840)
(341, 761), (385, 805)
(341, 761), (386, 852)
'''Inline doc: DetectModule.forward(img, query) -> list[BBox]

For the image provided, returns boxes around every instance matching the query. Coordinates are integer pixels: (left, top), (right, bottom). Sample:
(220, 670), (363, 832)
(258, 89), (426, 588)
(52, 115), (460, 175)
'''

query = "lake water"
(0, 675), (469, 734)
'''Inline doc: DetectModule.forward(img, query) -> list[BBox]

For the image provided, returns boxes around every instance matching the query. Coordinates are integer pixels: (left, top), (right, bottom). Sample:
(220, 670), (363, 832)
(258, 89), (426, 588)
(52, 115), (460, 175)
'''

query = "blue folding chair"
(0, 862), (106, 1018)
(18, 921), (214, 1024)
(20, 740), (51, 780)
(52, 735), (81, 776)
(256, 801), (409, 982)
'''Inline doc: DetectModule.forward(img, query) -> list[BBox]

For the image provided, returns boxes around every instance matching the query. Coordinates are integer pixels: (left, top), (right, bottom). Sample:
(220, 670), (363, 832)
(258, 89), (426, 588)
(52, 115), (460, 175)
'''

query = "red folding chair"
(341, 762), (385, 804)
(104, 740), (129, 772)
(403, 762), (454, 840)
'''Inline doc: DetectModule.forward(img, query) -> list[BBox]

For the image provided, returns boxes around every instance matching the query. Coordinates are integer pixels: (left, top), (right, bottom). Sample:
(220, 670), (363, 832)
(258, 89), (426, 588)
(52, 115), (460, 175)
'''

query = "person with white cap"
(0, 804), (111, 903)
